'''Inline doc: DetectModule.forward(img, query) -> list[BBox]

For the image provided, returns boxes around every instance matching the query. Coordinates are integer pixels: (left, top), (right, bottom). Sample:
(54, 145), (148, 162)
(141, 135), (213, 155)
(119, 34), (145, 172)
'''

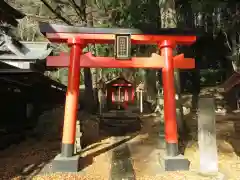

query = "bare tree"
(38, 0), (98, 112)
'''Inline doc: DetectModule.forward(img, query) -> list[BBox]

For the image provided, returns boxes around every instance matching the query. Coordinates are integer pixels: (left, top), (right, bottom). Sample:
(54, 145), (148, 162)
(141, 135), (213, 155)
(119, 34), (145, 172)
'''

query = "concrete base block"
(160, 154), (190, 171)
(52, 154), (80, 172)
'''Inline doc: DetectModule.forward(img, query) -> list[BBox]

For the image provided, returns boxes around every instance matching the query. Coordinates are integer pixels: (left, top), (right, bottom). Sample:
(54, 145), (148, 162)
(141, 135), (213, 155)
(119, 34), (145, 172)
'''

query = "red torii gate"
(39, 22), (196, 172)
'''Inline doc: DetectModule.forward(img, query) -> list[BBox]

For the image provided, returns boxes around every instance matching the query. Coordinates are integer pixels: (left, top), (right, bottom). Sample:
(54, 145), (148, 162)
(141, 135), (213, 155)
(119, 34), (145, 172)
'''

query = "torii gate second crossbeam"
(39, 22), (197, 172)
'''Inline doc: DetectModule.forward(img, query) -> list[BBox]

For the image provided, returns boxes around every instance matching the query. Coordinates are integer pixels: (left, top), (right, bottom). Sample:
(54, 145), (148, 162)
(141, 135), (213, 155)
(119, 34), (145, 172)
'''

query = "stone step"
(101, 118), (138, 123)
(100, 123), (141, 135)
(101, 113), (139, 118)
(100, 119), (140, 127)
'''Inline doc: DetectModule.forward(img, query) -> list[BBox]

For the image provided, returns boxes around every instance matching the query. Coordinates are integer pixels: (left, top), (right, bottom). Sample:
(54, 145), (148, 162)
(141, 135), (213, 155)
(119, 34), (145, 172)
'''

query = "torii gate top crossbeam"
(39, 22), (197, 45)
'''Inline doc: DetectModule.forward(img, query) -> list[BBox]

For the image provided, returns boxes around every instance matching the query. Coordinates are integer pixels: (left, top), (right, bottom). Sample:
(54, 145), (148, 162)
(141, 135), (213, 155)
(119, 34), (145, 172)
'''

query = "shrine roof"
(0, 39), (52, 72)
(39, 22), (202, 36)
(219, 72), (240, 93)
(104, 76), (133, 85)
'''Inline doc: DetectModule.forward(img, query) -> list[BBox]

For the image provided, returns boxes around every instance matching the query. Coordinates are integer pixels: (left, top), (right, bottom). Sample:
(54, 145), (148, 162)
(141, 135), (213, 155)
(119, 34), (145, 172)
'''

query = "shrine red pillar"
(131, 87), (135, 104)
(124, 88), (128, 109)
(159, 40), (178, 157)
(61, 37), (84, 157)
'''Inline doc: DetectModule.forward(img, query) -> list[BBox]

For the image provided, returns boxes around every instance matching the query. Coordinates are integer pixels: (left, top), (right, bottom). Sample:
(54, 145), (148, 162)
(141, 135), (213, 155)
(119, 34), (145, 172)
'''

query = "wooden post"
(137, 91), (140, 107)
(98, 89), (103, 115)
(140, 90), (143, 113)
(74, 120), (82, 154)
(198, 97), (218, 174)
(118, 87), (121, 109)
(236, 91), (240, 110)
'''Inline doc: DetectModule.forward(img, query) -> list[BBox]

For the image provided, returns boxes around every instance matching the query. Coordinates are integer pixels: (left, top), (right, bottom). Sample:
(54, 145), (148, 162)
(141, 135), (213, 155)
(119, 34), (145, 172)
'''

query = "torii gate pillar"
(52, 38), (83, 172)
(61, 38), (83, 157)
(159, 40), (178, 156)
(159, 40), (190, 171)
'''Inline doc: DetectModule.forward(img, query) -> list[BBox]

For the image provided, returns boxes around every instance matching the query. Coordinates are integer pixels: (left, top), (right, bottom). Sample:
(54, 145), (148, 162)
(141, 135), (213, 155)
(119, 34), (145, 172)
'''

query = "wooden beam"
(47, 52), (195, 69)
(45, 33), (196, 45)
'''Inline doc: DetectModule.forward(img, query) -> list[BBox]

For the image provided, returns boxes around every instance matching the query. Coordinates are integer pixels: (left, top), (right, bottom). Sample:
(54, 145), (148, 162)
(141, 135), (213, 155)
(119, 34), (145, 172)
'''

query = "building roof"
(0, 39), (52, 71)
(219, 72), (240, 93)
(0, 40), (53, 61)
(0, 2), (52, 68)
(0, 2), (66, 96)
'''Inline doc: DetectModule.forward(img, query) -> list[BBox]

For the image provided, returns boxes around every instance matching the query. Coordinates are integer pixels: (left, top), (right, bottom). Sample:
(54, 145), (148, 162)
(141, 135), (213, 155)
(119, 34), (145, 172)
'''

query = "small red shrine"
(105, 76), (134, 110)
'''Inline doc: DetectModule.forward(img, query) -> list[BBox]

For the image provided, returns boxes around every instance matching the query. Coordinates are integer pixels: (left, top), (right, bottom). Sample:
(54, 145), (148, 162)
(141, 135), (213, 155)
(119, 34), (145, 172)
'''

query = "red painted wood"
(62, 41), (82, 146)
(47, 52), (195, 69)
(47, 52), (164, 68)
(160, 40), (178, 143)
(45, 33), (196, 45)
(173, 54), (195, 69)
(131, 87), (135, 103)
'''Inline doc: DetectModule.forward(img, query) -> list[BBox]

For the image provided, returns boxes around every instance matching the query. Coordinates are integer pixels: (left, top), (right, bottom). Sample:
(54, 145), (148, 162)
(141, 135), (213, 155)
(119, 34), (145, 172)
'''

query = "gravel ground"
(1, 90), (240, 179)
(1, 114), (235, 180)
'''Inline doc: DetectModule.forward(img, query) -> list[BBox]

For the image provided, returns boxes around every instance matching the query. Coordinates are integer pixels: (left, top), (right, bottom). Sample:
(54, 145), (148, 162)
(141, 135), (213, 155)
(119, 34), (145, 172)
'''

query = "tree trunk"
(83, 3), (96, 113)
(137, 46), (157, 107)
(181, 1), (200, 110)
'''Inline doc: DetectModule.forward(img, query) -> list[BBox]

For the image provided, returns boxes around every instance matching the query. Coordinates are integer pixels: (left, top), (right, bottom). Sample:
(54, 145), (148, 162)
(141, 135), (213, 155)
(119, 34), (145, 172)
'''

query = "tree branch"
(69, 0), (85, 22)
(40, 0), (73, 25)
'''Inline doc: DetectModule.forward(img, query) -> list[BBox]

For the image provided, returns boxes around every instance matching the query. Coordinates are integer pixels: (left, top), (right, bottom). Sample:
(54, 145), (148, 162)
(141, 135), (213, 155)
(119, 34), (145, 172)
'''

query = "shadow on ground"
(0, 105), (142, 179)
(0, 106), (102, 179)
